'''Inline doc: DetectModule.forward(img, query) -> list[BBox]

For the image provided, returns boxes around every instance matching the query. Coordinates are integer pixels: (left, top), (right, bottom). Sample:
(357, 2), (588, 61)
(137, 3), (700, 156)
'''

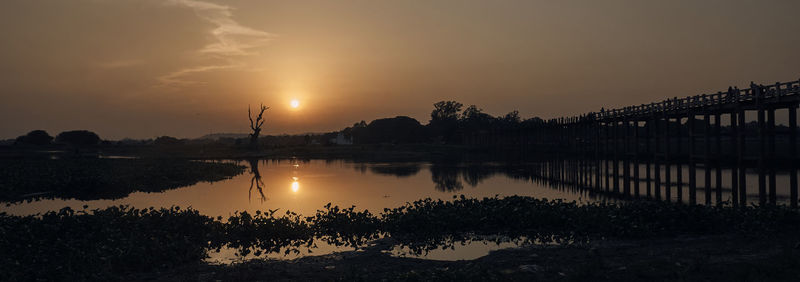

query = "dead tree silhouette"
(248, 104), (269, 149)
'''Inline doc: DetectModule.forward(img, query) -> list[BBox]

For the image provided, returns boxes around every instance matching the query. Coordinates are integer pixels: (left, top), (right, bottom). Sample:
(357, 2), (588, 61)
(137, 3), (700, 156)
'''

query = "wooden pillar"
(730, 111), (739, 206)
(624, 119), (631, 196)
(605, 121), (610, 192)
(689, 113), (697, 205)
(634, 120), (640, 198)
(646, 119), (652, 198)
(654, 115), (662, 200)
(714, 113), (723, 205)
(704, 113), (712, 205)
(665, 116), (671, 202)
(676, 117), (683, 203)
(790, 105), (798, 208)
(768, 108), (776, 205)
(738, 109), (747, 206)
(613, 119), (620, 193)
(596, 118), (602, 192)
(758, 106), (766, 206)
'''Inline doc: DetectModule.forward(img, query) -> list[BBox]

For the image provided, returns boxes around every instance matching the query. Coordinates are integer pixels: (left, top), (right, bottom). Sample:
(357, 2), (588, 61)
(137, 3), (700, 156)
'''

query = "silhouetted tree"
(460, 105), (494, 128)
(430, 101), (463, 122)
(501, 110), (521, 124)
(15, 130), (53, 146)
(153, 136), (184, 146)
(359, 116), (426, 144)
(55, 130), (100, 147)
(248, 104), (269, 149)
(429, 101), (463, 144)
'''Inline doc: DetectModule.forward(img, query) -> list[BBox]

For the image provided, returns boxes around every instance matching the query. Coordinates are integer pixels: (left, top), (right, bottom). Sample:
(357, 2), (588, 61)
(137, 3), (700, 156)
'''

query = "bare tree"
(248, 104), (269, 149)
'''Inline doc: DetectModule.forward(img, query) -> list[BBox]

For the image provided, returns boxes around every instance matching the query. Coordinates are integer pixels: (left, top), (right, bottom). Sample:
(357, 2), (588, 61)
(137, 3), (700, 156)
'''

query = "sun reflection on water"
(291, 177), (300, 193)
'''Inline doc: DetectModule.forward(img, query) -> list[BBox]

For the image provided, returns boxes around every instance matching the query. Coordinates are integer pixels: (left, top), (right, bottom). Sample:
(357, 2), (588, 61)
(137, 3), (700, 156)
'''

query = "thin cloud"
(159, 0), (275, 86)
(158, 63), (241, 86)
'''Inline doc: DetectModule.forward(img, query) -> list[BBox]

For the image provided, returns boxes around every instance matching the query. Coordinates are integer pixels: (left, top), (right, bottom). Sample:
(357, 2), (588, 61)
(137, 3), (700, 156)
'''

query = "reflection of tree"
(430, 164), (463, 192)
(461, 166), (495, 187)
(247, 159), (266, 202)
(369, 164), (422, 178)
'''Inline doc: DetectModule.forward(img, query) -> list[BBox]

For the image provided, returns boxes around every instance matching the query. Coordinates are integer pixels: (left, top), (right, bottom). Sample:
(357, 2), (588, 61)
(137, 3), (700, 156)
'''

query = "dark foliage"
(14, 130), (53, 146)
(55, 130), (101, 147)
(153, 136), (185, 146)
(0, 206), (217, 281)
(0, 158), (245, 201)
(350, 116), (427, 144)
(4, 196), (800, 280)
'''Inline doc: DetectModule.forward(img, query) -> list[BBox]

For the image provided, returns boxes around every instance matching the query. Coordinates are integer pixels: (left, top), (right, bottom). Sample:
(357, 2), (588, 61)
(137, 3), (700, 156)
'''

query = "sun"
(290, 99), (300, 108)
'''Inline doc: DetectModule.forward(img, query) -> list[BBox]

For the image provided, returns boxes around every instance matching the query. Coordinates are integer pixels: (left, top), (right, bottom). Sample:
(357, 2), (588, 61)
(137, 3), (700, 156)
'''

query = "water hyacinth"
(3, 196), (800, 280)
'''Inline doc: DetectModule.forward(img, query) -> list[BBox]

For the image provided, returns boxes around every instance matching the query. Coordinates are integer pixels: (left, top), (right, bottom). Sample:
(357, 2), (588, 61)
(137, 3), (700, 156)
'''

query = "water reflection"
(4, 159), (799, 218)
(247, 159), (266, 202)
(5, 159), (799, 262)
(369, 163), (422, 178)
(291, 177), (300, 193)
(430, 164), (464, 192)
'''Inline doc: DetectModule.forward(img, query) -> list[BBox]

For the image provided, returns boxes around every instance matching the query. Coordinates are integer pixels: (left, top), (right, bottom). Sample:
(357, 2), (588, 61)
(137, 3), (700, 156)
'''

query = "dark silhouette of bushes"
(14, 130), (53, 146)
(153, 136), (185, 146)
(355, 116), (427, 144)
(4, 197), (800, 280)
(55, 130), (101, 147)
(0, 159), (245, 201)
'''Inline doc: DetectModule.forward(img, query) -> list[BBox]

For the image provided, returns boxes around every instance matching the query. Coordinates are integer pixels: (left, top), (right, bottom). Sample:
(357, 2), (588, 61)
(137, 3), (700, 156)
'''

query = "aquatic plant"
(3, 196), (800, 280)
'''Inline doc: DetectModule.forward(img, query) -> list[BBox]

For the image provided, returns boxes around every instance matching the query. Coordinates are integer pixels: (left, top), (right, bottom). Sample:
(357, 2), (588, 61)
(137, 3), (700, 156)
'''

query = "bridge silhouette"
(474, 79), (800, 207)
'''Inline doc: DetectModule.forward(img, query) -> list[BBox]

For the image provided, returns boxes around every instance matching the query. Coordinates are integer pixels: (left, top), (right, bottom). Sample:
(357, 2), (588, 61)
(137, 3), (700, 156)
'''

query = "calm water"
(2, 159), (795, 262)
(1, 159), (598, 218)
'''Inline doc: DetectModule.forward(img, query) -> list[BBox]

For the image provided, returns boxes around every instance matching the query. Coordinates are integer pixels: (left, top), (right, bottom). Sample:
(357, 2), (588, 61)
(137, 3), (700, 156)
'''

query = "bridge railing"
(562, 79), (800, 123)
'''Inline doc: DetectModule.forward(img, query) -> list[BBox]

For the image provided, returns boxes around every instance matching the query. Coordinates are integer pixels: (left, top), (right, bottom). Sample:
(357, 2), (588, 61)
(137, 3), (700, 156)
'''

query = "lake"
(1, 158), (795, 262)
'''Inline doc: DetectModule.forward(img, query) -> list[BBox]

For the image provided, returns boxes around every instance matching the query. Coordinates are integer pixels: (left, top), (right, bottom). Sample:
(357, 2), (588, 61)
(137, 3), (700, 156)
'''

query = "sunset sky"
(1, 0), (799, 139)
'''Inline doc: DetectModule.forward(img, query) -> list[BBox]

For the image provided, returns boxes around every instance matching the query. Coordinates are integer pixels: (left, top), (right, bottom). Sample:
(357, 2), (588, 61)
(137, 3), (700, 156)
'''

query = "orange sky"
(1, 0), (799, 139)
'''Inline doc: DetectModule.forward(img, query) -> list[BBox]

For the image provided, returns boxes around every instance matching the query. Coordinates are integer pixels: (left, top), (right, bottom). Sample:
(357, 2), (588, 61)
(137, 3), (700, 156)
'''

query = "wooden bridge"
(479, 78), (800, 207)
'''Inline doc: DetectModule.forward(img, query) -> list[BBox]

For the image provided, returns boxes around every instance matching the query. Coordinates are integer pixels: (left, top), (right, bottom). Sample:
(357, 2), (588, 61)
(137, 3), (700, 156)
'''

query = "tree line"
(13, 130), (101, 147)
(339, 100), (543, 145)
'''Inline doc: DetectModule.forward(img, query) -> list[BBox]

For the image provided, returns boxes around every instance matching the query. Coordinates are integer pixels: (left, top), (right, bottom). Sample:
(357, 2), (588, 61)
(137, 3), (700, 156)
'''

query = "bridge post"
(689, 112), (697, 205)
(595, 117), (601, 192)
(654, 114), (662, 200)
(758, 102), (766, 206)
(731, 110), (739, 206)
(634, 119), (640, 198)
(613, 119), (620, 193)
(665, 114), (672, 202)
(646, 118), (652, 198)
(790, 105), (798, 208)
(605, 121), (610, 192)
(768, 107), (776, 205)
(624, 118), (631, 196)
(714, 113), (723, 206)
(676, 117), (683, 203)
(705, 112), (712, 205)
(738, 108), (747, 206)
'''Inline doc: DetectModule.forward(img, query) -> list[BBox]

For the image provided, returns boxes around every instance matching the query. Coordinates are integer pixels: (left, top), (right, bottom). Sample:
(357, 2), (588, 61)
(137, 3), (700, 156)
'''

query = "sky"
(1, 0), (799, 140)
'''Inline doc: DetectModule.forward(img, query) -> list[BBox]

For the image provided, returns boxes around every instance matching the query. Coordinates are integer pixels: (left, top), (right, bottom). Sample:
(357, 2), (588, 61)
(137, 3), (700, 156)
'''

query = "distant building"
(329, 132), (353, 145)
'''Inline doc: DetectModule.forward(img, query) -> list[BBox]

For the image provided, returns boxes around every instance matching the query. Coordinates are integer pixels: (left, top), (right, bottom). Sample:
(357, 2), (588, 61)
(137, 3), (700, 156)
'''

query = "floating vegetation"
(0, 158), (246, 202)
(2, 196), (800, 280)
